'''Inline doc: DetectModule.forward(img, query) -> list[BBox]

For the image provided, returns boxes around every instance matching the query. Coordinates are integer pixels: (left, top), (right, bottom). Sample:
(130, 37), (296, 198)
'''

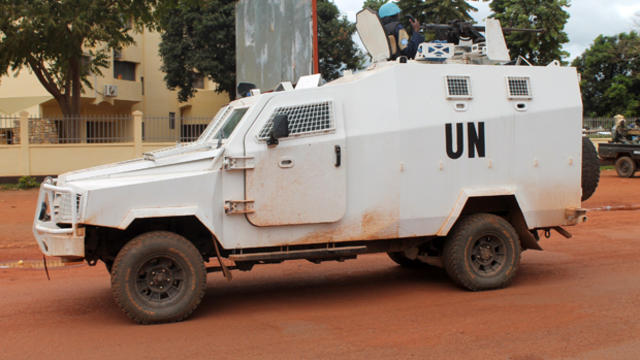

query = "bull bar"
(32, 177), (85, 258)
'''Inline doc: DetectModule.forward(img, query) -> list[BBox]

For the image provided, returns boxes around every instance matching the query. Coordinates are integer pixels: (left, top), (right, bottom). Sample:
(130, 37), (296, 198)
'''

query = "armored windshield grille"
(507, 76), (532, 98)
(258, 101), (334, 139)
(446, 76), (471, 98)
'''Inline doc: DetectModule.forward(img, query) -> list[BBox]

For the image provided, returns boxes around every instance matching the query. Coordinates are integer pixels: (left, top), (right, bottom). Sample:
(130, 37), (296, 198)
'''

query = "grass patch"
(0, 176), (40, 190)
(0, 183), (21, 190)
(600, 165), (614, 170)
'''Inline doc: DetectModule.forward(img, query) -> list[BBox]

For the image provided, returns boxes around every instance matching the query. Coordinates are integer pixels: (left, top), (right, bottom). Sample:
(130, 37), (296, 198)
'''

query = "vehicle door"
(243, 96), (346, 226)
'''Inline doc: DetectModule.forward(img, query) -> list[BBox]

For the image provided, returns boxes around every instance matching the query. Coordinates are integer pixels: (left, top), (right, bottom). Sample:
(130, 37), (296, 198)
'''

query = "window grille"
(446, 75), (472, 98)
(258, 101), (334, 139)
(114, 60), (136, 81)
(507, 76), (532, 98)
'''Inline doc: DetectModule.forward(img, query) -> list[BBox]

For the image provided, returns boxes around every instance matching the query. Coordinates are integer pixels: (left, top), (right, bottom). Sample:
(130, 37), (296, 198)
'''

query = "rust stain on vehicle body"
(293, 208), (400, 245)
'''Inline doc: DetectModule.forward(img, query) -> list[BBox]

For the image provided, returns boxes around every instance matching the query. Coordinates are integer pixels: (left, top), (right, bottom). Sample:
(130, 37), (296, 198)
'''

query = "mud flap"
(509, 210), (543, 251)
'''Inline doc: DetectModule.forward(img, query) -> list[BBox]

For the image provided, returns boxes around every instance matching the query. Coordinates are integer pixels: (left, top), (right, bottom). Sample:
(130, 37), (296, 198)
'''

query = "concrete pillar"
(133, 110), (143, 157)
(19, 111), (30, 176)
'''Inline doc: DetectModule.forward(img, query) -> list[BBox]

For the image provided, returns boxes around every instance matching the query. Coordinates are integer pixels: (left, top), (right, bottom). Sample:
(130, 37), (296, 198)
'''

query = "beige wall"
(0, 28), (229, 119)
(0, 113), (175, 176)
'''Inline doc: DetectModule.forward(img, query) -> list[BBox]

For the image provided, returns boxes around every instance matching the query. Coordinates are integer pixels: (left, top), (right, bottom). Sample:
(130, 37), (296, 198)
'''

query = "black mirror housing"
(267, 114), (290, 145)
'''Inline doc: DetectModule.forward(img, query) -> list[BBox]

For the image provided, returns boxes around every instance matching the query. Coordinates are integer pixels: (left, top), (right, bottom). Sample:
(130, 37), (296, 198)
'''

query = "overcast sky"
(333, 0), (640, 61)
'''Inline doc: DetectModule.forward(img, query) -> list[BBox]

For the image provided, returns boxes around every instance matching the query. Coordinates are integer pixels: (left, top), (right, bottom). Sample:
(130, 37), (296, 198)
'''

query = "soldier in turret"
(378, 2), (423, 60)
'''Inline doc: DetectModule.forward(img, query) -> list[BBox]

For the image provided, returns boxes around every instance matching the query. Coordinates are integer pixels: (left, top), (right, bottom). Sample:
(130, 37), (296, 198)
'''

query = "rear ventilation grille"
(507, 76), (532, 98)
(259, 101), (334, 139)
(446, 75), (472, 99)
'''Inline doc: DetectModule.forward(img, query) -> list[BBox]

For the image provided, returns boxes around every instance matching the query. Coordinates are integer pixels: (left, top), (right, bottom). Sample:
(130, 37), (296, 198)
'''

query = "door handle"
(334, 145), (341, 167)
(279, 158), (294, 168)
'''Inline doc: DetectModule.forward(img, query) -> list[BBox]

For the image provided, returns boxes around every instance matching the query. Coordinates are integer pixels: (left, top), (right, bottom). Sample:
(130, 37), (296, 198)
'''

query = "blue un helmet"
(378, 2), (401, 18)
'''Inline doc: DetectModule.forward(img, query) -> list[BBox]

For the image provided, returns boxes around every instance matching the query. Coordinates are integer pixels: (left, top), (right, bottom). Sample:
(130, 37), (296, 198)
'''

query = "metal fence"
(142, 116), (212, 143)
(0, 116), (20, 144)
(29, 115), (133, 144)
(583, 117), (639, 138)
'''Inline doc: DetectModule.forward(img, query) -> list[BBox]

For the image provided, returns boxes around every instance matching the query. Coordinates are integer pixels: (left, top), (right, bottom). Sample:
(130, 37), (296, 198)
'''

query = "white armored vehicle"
(33, 11), (599, 323)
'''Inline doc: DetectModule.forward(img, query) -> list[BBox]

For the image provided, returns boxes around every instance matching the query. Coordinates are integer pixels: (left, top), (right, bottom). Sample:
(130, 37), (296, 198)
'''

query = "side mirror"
(267, 114), (289, 146)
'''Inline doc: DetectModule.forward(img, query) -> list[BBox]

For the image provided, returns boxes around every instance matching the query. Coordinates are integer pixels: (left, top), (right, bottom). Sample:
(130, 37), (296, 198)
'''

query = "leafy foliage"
(396, 0), (484, 25)
(17, 176), (39, 189)
(157, 0), (236, 102)
(490, 0), (569, 64)
(317, 0), (365, 82)
(363, 0), (389, 13)
(572, 32), (640, 117)
(0, 0), (156, 116)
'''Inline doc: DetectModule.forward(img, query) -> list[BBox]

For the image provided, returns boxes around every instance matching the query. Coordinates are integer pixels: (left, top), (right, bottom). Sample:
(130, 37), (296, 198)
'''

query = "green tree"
(490, 0), (570, 64)
(317, 0), (365, 81)
(158, 0), (364, 101)
(572, 32), (640, 117)
(396, 0), (483, 25)
(363, 0), (388, 12)
(0, 0), (156, 116)
(157, 0), (236, 102)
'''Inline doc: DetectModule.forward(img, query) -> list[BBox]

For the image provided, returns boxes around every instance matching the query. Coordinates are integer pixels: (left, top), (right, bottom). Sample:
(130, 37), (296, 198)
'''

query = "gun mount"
(356, 8), (546, 66)
(422, 20), (544, 45)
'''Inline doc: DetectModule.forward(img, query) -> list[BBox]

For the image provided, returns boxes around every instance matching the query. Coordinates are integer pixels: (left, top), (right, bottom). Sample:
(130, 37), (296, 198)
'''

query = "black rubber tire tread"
(387, 251), (435, 269)
(615, 156), (635, 178)
(582, 137), (600, 201)
(111, 231), (206, 324)
(442, 214), (521, 291)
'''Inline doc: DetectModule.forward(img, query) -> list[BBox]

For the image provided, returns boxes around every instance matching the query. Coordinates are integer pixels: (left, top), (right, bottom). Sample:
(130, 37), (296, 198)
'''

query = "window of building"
(192, 74), (205, 89)
(169, 112), (176, 129)
(114, 61), (136, 81)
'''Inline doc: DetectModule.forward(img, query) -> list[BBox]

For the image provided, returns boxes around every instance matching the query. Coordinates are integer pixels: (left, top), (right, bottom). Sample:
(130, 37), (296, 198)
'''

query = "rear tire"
(581, 137), (600, 200)
(442, 214), (520, 291)
(615, 156), (635, 178)
(111, 231), (206, 324)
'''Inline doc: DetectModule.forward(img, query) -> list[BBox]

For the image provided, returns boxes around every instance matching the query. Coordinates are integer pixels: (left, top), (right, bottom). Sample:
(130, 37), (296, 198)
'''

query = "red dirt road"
(1, 170), (639, 359)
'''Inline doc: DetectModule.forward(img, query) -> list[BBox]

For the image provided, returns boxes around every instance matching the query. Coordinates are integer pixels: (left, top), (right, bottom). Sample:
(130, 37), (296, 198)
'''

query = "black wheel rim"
(469, 235), (506, 277)
(619, 159), (632, 176)
(135, 256), (185, 303)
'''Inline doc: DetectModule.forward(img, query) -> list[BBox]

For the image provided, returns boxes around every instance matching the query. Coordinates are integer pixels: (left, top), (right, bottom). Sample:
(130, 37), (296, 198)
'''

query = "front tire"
(111, 231), (206, 324)
(615, 156), (635, 178)
(442, 214), (521, 291)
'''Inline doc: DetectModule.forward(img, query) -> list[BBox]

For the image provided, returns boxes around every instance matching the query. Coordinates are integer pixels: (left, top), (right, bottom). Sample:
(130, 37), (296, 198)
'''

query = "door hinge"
(224, 200), (255, 214)
(223, 156), (255, 171)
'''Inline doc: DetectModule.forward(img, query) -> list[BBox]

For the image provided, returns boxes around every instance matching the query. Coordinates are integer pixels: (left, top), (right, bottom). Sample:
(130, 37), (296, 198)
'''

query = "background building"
(0, 29), (229, 140)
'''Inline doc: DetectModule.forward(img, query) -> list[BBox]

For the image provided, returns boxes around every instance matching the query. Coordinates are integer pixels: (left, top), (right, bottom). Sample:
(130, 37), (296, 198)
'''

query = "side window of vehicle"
(506, 76), (532, 99)
(257, 101), (334, 140)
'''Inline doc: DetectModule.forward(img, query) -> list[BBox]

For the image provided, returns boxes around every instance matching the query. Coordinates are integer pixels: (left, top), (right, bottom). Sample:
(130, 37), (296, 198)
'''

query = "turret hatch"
(356, 8), (390, 63)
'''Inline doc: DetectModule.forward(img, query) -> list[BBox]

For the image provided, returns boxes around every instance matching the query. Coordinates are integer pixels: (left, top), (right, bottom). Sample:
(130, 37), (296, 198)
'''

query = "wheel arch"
(438, 192), (542, 251)
(85, 215), (222, 266)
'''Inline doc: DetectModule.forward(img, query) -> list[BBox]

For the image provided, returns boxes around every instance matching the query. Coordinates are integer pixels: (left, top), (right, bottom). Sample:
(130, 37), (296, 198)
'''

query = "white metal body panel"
(34, 60), (583, 256)
(244, 93), (347, 226)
